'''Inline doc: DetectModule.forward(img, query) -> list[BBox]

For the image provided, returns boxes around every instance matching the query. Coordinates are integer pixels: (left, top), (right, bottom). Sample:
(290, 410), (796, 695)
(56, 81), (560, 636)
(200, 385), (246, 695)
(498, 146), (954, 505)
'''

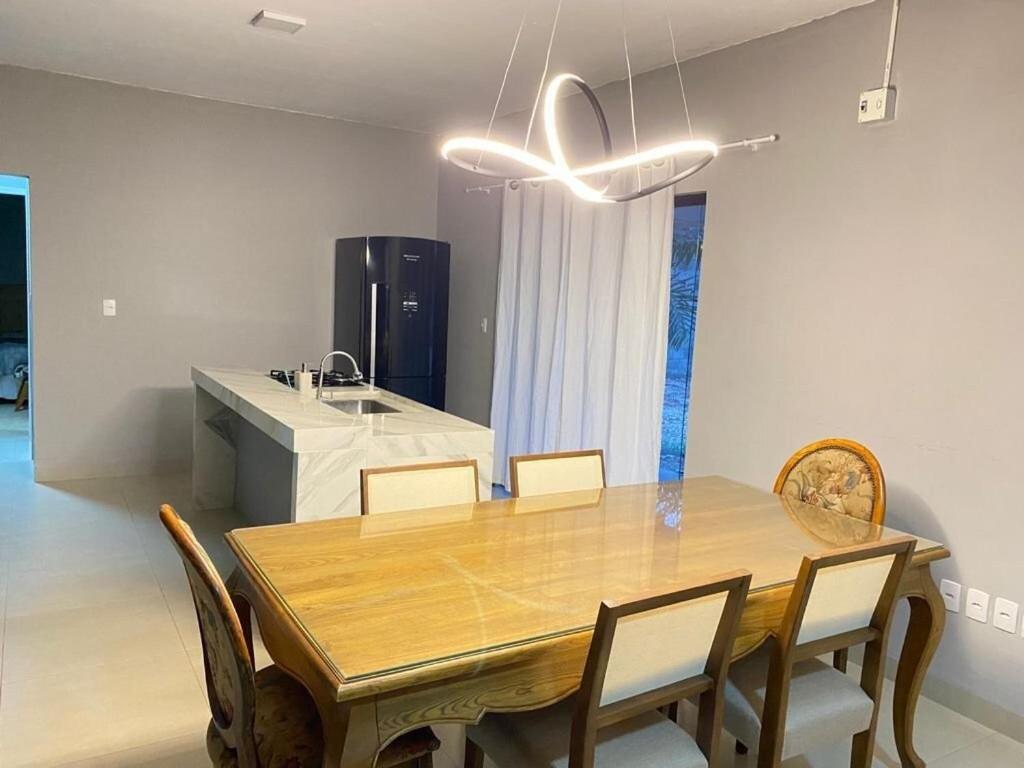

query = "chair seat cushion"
(207, 665), (439, 768)
(466, 697), (708, 768)
(723, 645), (874, 760)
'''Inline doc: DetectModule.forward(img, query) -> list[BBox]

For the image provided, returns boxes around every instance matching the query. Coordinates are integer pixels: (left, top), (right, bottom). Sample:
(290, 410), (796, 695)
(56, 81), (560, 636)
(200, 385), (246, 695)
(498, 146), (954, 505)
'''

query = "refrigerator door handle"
(369, 282), (388, 382)
(369, 283), (379, 382)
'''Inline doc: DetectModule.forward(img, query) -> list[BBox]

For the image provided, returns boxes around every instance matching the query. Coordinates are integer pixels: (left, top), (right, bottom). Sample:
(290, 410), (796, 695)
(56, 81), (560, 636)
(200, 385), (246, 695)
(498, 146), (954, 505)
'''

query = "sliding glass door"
(659, 193), (706, 481)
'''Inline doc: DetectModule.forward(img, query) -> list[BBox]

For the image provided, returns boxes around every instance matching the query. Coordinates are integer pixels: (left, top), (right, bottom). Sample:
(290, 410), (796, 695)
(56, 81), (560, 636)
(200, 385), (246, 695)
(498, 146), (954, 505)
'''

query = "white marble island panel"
(191, 367), (494, 523)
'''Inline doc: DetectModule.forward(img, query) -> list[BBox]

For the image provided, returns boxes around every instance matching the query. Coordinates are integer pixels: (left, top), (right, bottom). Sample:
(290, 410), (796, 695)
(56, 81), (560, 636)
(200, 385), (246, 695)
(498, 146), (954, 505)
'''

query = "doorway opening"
(659, 192), (706, 481)
(0, 175), (31, 463)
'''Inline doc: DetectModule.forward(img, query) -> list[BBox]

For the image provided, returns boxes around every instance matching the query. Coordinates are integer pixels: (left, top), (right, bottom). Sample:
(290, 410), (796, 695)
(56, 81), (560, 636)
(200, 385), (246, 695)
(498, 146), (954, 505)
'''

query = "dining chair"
(160, 504), (441, 767)
(774, 438), (885, 525)
(509, 449), (606, 498)
(465, 570), (752, 768)
(724, 538), (915, 768)
(360, 459), (479, 515)
(774, 438), (887, 672)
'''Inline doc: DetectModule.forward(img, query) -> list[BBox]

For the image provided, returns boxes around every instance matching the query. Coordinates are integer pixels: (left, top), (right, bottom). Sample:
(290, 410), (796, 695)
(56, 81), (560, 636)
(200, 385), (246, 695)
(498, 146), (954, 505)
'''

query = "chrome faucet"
(316, 350), (363, 400)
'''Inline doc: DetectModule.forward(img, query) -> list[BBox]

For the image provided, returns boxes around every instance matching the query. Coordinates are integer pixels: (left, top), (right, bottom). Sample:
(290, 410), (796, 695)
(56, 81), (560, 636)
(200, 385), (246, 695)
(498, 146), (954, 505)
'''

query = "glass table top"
(228, 476), (944, 683)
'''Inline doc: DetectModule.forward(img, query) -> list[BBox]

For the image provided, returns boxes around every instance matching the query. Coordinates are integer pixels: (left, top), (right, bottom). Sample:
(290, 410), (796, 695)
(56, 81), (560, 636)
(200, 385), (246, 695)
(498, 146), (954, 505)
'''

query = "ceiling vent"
(250, 10), (306, 34)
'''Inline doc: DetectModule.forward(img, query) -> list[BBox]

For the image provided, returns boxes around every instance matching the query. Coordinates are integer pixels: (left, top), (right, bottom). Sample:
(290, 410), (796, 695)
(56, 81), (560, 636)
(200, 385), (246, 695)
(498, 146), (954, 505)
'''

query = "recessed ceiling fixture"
(442, 0), (778, 204)
(250, 9), (306, 34)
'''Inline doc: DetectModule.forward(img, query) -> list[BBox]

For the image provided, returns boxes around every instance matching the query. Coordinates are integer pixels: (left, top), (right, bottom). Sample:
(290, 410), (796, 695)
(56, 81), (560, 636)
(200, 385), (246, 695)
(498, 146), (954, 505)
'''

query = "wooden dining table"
(226, 475), (949, 768)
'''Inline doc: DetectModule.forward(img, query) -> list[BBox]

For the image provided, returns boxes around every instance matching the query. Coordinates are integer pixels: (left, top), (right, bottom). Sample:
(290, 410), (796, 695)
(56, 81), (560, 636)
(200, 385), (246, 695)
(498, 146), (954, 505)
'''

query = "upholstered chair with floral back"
(774, 438), (885, 526)
(773, 438), (886, 675)
(160, 505), (440, 768)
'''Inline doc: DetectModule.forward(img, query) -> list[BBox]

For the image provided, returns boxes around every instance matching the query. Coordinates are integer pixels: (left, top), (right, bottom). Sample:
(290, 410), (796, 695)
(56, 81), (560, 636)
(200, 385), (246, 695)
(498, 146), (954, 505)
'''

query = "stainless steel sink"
(324, 399), (400, 415)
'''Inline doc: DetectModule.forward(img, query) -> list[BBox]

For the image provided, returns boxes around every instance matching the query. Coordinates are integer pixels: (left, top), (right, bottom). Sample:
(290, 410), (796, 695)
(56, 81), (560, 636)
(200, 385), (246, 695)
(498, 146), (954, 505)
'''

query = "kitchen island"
(191, 367), (494, 523)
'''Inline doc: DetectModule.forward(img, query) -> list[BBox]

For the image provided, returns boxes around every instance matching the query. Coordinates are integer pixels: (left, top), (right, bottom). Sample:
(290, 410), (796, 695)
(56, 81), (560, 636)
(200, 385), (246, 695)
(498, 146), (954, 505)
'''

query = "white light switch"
(102, 299), (117, 317)
(480, 317), (489, 334)
(993, 598), (1019, 634)
(965, 588), (990, 624)
(939, 579), (962, 613)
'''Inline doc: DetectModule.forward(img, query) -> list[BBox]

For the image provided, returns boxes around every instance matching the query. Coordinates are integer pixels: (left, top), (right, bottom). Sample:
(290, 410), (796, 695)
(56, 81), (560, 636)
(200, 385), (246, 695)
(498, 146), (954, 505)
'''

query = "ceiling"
(0, 0), (871, 134)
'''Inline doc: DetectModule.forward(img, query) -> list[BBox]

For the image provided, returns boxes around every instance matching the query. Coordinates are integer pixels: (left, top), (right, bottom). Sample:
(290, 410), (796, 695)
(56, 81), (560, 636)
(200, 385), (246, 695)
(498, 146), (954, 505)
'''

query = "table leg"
(893, 564), (945, 768)
(227, 566), (384, 768)
(320, 699), (379, 768)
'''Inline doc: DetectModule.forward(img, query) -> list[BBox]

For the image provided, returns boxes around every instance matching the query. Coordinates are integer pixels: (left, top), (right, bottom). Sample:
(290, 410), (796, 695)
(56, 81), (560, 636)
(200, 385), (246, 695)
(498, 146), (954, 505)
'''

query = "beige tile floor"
(0, 404), (30, 463)
(0, 457), (1020, 767)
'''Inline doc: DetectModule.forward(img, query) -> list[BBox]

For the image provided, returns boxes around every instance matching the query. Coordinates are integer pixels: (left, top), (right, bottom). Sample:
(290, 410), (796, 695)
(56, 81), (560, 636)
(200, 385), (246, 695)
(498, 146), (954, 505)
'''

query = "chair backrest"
(571, 571), (752, 768)
(755, 538), (914, 766)
(784, 538), (914, 655)
(509, 449), (606, 498)
(360, 459), (479, 515)
(160, 505), (259, 766)
(774, 438), (886, 525)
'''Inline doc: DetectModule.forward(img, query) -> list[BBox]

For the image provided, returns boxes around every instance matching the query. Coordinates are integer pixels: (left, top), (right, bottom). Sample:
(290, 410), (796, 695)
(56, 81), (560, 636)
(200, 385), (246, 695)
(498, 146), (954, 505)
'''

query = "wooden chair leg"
(850, 728), (876, 768)
(464, 738), (484, 768)
(834, 647), (849, 673)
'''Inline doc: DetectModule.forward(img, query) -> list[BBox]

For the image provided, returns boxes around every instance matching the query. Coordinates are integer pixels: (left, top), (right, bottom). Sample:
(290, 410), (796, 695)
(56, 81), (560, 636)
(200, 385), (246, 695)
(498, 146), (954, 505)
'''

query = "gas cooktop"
(268, 369), (363, 388)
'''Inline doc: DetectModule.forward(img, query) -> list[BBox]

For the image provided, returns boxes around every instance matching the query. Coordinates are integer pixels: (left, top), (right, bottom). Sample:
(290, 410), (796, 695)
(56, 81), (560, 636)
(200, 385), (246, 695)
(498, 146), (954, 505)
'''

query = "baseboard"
(909, 661), (1024, 744)
(33, 457), (190, 482)
(848, 646), (1024, 743)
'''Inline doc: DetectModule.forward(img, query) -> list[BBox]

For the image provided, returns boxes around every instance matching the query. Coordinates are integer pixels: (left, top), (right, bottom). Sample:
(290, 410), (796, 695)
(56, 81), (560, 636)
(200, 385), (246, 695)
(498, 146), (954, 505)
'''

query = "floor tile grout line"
(48, 732), (205, 768)
(125, 482), (209, 696)
(928, 727), (1001, 763)
(929, 732), (1006, 766)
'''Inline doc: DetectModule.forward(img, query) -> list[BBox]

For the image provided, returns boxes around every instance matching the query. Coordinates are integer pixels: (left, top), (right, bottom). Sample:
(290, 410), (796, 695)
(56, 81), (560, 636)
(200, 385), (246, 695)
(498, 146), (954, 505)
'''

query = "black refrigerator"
(333, 236), (450, 409)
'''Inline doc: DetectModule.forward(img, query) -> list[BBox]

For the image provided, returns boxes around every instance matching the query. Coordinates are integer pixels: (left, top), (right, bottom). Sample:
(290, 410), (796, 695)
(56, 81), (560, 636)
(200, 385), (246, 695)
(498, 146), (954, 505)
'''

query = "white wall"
(0, 65), (438, 480)
(437, 0), (1024, 728)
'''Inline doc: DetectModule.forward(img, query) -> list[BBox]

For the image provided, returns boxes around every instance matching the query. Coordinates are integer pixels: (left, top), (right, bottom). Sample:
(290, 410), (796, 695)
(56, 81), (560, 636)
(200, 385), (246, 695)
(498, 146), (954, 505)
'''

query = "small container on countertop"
(296, 364), (314, 398)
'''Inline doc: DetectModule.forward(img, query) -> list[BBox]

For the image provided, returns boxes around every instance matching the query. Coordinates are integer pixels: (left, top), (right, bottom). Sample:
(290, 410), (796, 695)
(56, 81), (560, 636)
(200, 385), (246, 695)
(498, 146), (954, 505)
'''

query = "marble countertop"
(192, 367), (491, 453)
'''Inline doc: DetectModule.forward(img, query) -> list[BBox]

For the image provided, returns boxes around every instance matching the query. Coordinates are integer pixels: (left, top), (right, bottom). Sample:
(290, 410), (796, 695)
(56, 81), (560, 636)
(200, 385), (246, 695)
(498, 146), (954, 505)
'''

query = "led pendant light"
(442, 0), (778, 204)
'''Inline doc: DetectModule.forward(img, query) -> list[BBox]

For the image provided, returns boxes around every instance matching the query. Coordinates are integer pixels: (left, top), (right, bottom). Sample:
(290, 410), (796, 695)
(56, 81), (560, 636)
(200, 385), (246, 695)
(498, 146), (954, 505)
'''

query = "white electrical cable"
(524, 0), (564, 151)
(882, 0), (900, 89)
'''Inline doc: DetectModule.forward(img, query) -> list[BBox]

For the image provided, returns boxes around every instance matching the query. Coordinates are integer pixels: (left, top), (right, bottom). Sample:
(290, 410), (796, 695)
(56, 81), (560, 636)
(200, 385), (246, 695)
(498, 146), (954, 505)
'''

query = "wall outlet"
(102, 298), (117, 317)
(993, 598), (1019, 634)
(965, 588), (990, 623)
(939, 579), (962, 613)
(858, 86), (897, 123)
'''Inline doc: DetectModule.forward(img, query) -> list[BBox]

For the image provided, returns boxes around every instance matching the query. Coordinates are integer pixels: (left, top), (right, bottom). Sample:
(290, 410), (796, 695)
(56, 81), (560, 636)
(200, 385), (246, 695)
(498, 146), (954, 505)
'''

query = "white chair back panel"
(515, 454), (604, 498)
(600, 593), (727, 706)
(365, 464), (477, 515)
(798, 555), (895, 645)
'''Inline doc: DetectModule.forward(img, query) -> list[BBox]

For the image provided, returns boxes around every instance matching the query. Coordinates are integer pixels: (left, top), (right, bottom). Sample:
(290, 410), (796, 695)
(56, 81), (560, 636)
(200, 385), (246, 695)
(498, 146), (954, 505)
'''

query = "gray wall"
(436, 163), (501, 426)
(437, 0), (1024, 724)
(0, 65), (438, 480)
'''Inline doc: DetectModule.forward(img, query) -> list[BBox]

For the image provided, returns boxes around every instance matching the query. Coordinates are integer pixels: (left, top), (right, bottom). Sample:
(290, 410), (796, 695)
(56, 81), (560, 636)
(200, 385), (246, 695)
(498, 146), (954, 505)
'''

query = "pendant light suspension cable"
(621, 0), (641, 190)
(524, 0), (564, 151)
(666, 7), (694, 139)
(443, 0), (779, 203)
(478, 1), (532, 167)
(483, 2), (531, 145)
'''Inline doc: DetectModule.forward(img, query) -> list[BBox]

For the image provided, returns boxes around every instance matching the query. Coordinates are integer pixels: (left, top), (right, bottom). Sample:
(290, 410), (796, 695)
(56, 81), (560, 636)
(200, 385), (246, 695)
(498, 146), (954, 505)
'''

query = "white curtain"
(490, 167), (674, 487)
